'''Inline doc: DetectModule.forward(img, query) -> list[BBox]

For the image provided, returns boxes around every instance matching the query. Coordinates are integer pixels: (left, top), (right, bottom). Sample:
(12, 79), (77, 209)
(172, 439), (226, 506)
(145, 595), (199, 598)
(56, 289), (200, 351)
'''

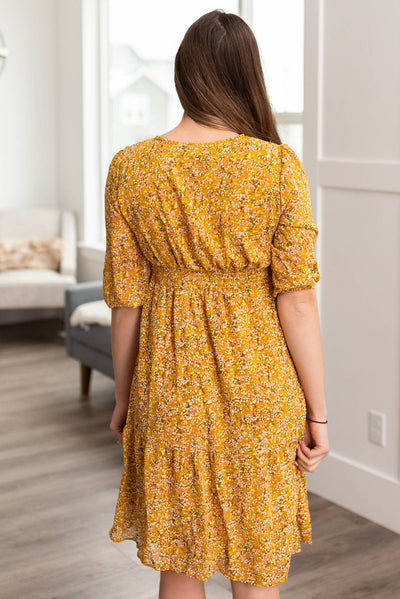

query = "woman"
(103, 9), (329, 599)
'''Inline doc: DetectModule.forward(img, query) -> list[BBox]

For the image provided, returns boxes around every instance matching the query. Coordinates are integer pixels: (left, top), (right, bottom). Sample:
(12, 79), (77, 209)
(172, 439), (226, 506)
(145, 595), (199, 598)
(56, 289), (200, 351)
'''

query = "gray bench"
(65, 281), (114, 396)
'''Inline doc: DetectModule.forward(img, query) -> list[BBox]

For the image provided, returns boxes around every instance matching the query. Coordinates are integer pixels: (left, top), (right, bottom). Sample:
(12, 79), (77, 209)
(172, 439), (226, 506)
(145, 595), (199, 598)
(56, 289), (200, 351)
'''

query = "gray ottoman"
(65, 281), (114, 397)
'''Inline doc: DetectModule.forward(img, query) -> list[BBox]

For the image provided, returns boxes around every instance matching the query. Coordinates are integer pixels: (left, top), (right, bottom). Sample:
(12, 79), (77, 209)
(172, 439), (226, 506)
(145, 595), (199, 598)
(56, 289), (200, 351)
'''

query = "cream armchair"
(0, 208), (77, 309)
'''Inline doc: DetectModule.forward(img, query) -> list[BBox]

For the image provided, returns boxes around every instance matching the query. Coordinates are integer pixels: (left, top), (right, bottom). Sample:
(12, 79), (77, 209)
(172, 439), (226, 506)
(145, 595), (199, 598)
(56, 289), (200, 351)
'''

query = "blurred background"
(1, 1), (399, 598)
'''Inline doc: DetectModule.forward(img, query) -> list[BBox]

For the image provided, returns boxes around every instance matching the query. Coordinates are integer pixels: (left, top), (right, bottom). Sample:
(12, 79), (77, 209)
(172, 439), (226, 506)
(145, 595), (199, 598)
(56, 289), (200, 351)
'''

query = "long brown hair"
(174, 9), (282, 144)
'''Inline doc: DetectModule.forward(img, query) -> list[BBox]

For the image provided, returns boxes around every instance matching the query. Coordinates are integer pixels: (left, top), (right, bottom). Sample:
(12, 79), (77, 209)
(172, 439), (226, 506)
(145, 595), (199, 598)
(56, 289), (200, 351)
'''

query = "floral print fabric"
(103, 135), (320, 587)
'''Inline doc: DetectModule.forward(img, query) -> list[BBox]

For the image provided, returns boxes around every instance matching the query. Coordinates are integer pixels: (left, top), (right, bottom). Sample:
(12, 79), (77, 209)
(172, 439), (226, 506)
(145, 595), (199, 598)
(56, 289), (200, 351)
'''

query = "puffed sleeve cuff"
(102, 148), (153, 308)
(103, 262), (152, 308)
(271, 144), (321, 299)
(270, 225), (321, 299)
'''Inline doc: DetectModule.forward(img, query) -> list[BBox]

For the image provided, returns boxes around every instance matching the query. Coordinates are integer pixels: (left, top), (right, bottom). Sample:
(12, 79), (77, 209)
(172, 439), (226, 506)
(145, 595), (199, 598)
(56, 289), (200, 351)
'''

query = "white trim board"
(318, 159), (400, 193)
(307, 450), (400, 535)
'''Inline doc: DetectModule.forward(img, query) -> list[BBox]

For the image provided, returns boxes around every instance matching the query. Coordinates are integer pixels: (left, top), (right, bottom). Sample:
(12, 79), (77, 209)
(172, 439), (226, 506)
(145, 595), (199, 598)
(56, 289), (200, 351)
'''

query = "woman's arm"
(276, 287), (329, 473)
(276, 287), (326, 420)
(109, 306), (142, 442)
(111, 306), (142, 404)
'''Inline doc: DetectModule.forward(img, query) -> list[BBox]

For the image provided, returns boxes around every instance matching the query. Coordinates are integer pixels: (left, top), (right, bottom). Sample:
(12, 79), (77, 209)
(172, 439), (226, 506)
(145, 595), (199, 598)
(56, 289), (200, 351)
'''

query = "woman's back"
(103, 135), (319, 302)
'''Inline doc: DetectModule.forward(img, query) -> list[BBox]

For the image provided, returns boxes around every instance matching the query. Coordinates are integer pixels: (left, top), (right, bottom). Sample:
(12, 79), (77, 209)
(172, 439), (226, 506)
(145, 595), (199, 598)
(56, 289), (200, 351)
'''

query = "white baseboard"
(307, 450), (400, 534)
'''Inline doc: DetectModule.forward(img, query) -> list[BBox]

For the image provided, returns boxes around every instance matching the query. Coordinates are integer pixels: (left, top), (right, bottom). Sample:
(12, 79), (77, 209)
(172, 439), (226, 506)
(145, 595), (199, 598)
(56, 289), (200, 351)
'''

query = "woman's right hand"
(295, 419), (330, 473)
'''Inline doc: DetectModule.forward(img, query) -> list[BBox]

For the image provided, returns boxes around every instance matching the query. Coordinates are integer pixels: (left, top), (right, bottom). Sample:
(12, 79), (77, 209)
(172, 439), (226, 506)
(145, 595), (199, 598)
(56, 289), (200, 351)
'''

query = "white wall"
(0, 0), (94, 263)
(0, 0), (57, 210)
(304, 0), (400, 534)
(0, 0), (62, 325)
(0, 0), (95, 324)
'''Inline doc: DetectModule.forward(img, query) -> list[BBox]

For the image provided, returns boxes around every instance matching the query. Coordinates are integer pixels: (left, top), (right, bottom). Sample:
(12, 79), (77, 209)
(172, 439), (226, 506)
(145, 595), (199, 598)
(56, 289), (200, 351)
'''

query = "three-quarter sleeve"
(103, 149), (152, 308)
(271, 143), (321, 299)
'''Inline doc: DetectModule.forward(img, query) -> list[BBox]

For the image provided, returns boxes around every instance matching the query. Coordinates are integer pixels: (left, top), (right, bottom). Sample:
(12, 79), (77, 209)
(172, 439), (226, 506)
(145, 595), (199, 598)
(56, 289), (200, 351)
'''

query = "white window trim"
(82, 0), (102, 247)
(82, 0), (110, 249)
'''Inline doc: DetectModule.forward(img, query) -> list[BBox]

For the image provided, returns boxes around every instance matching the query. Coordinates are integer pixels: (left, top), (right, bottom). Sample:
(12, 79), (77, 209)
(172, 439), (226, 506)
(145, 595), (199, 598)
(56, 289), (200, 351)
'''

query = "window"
(97, 0), (305, 242)
(107, 0), (239, 156)
(252, 0), (304, 157)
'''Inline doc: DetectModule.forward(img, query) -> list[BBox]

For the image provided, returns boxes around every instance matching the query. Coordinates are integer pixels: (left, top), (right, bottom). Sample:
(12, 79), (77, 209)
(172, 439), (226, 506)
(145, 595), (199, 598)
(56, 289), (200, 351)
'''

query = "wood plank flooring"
(1, 318), (399, 599)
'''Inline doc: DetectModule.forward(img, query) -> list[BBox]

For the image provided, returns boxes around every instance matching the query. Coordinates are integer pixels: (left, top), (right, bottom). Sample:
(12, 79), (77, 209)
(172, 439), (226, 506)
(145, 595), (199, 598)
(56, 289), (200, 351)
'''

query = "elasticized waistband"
(150, 264), (272, 294)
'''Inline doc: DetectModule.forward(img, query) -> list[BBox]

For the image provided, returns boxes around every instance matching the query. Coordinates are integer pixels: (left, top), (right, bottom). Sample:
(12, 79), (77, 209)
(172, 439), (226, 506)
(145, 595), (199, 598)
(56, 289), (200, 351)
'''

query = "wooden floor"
(1, 318), (399, 599)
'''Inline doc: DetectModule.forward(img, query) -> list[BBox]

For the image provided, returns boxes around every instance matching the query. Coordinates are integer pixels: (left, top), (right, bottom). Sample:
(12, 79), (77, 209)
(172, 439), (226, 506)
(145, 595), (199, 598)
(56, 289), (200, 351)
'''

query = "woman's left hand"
(109, 402), (128, 444)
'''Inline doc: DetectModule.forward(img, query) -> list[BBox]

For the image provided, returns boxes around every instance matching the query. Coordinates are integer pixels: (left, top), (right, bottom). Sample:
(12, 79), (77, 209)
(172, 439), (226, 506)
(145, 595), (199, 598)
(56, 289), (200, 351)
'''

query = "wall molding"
(319, 159), (400, 193)
(308, 450), (400, 535)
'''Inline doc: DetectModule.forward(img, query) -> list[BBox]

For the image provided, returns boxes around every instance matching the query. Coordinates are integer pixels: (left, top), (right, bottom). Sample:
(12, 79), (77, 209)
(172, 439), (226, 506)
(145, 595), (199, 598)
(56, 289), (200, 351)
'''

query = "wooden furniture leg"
(81, 363), (92, 398)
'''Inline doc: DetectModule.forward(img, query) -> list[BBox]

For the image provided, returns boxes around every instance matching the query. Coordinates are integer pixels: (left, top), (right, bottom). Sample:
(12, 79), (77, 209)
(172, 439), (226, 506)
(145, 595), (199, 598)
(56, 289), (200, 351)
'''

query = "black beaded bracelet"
(306, 416), (328, 424)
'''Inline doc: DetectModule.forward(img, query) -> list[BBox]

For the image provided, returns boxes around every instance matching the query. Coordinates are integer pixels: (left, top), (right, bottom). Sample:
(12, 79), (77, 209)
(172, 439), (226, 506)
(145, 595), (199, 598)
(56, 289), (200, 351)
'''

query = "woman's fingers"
(298, 442), (320, 464)
(295, 440), (329, 472)
(295, 454), (321, 472)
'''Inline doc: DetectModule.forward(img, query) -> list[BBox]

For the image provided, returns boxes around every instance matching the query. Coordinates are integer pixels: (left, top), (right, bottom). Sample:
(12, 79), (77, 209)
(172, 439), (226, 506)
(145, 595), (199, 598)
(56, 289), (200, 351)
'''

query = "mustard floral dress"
(103, 134), (321, 587)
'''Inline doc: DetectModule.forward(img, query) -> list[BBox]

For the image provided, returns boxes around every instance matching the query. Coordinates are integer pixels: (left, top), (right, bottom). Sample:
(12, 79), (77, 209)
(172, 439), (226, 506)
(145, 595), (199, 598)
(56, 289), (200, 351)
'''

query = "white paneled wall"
(304, 0), (400, 533)
(322, 1), (400, 161)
